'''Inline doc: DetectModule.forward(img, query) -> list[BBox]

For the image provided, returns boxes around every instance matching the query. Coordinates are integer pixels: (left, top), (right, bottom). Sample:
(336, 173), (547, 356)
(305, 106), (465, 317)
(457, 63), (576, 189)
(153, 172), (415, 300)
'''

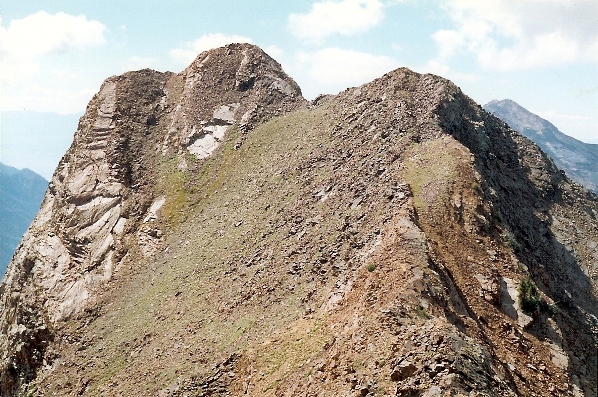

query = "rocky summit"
(0, 44), (597, 397)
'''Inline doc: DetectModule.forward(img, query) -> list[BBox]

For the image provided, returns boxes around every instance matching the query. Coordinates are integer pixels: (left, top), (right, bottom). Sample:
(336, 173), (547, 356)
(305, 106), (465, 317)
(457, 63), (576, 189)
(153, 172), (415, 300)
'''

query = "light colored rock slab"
(500, 277), (533, 328)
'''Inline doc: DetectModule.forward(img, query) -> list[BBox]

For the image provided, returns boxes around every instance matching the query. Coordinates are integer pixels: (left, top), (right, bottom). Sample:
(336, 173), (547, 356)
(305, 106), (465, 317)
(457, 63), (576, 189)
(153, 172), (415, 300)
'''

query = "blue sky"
(1, 0), (597, 177)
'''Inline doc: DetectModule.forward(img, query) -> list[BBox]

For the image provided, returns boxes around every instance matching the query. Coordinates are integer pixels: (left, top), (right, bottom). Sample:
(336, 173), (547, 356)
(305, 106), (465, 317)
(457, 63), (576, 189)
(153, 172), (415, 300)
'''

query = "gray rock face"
(484, 99), (598, 194)
(0, 44), (304, 395)
(0, 72), (165, 393)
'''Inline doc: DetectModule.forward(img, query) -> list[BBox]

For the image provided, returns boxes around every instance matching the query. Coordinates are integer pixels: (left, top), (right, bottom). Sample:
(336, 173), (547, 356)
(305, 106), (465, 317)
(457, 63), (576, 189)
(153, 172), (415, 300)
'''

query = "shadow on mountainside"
(437, 89), (598, 395)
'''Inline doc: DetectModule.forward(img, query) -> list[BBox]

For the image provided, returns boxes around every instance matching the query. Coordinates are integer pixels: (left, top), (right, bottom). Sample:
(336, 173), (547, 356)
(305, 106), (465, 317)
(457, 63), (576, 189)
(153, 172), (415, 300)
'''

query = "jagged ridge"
(0, 44), (596, 397)
(0, 43), (304, 395)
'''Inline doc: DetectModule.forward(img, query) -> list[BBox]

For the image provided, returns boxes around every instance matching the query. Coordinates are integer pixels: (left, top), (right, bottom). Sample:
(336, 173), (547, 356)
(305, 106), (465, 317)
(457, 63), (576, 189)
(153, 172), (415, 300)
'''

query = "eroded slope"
(0, 43), (304, 396)
(1, 46), (596, 397)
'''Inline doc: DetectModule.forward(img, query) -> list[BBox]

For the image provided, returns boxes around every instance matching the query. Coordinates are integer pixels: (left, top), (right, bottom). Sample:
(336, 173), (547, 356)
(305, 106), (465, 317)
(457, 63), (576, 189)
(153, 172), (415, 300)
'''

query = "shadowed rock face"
(0, 45), (596, 397)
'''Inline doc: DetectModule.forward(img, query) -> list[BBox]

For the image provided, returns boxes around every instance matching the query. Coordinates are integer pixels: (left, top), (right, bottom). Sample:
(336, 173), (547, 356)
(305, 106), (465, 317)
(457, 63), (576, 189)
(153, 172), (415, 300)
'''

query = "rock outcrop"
(0, 44), (596, 397)
(0, 44), (304, 395)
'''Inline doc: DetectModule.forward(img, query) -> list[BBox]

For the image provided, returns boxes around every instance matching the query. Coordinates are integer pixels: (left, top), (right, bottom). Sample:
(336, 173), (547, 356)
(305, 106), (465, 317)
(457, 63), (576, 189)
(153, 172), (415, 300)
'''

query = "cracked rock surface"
(0, 44), (596, 397)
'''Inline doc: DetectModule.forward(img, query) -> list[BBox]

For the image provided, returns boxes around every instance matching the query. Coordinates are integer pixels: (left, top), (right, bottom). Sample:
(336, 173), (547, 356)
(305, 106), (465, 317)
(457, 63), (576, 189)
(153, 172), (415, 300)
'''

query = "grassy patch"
(25, 385), (37, 397)
(162, 170), (189, 223)
(253, 317), (331, 392)
(404, 139), (457, 212)
(518, 277), (557, 317)
(415, 305), (431, 320)
(70, 104), (358, 393)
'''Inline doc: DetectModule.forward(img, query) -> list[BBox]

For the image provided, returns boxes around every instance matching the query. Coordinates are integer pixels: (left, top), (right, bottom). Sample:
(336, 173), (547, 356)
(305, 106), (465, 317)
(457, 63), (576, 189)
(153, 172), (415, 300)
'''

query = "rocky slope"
(0, 163), (47, 276)
(484, 99), (598, 194)
(0, 44), (597, 397)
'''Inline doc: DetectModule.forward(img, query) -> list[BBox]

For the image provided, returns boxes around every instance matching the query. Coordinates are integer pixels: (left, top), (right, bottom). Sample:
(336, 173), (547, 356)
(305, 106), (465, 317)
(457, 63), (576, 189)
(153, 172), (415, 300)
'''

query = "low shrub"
(519, 277), (541, 313)
(415, 306), (431, 319)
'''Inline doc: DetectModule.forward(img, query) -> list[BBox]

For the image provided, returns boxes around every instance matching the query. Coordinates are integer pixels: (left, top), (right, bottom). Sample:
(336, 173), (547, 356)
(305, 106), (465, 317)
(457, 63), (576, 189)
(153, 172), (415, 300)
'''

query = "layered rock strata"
(0, 44), (304, 395)
(0, 44), (596, 397)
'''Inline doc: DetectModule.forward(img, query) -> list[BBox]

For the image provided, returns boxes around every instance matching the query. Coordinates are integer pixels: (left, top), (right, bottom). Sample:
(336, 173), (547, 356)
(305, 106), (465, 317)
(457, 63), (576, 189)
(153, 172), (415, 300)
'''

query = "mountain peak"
(1, 46), (597, 397)
(163, 42), (305, 159)
(484, 99), (598, 193)
(183, 42), (302, 98)
(485, 99), (546, 126)
(187, 42), (284, 74)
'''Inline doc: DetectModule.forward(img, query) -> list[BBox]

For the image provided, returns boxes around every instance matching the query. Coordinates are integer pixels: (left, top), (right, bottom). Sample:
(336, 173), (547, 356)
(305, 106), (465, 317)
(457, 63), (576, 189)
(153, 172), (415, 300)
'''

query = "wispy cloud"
(292, 47), (400, 98)
(288, 0), (384, 43)
(169, 33), (253, 66)
(2, 83), (97, 114)
(263, 45), (284, 59)
(0, 11), (106, 84)
(430, 0), (598, 72)
(424, 59), (480, 83)
(122, 56), (161, 72)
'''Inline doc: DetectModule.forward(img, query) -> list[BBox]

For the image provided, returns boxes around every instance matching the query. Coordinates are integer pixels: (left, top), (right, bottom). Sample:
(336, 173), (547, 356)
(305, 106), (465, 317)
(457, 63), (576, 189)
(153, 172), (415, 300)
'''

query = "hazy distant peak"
(484, 99), (553, 136)
(484, 99), (598, 193)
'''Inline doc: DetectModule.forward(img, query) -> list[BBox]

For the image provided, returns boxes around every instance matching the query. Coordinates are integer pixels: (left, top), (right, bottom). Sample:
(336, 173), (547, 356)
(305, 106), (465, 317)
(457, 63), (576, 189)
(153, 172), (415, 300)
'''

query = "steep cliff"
(0, 44), (304, 395)
(0, 44), (596, 397)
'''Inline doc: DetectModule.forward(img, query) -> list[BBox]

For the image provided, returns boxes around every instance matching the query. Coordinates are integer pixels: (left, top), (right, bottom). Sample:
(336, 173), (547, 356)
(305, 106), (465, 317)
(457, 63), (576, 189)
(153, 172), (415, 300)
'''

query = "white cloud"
(123, 56), (161, 72)
(0, 11), (106, 84)
(431, 0), (598, 72)
(263, 45), (284, 60)
(169, 33), (252, 66)
(291, 47), (400, 98)
(288, 0), (384, 43)
(424, 59), (480, 83)
(2, 83), (97, 114)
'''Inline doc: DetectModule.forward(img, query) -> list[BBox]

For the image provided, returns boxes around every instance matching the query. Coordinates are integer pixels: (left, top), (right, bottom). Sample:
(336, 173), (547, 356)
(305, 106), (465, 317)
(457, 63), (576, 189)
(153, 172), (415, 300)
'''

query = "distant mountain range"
(0, 163), (48, 275)
(1, 111), (79, 180)
(484, 99), (598, 194)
